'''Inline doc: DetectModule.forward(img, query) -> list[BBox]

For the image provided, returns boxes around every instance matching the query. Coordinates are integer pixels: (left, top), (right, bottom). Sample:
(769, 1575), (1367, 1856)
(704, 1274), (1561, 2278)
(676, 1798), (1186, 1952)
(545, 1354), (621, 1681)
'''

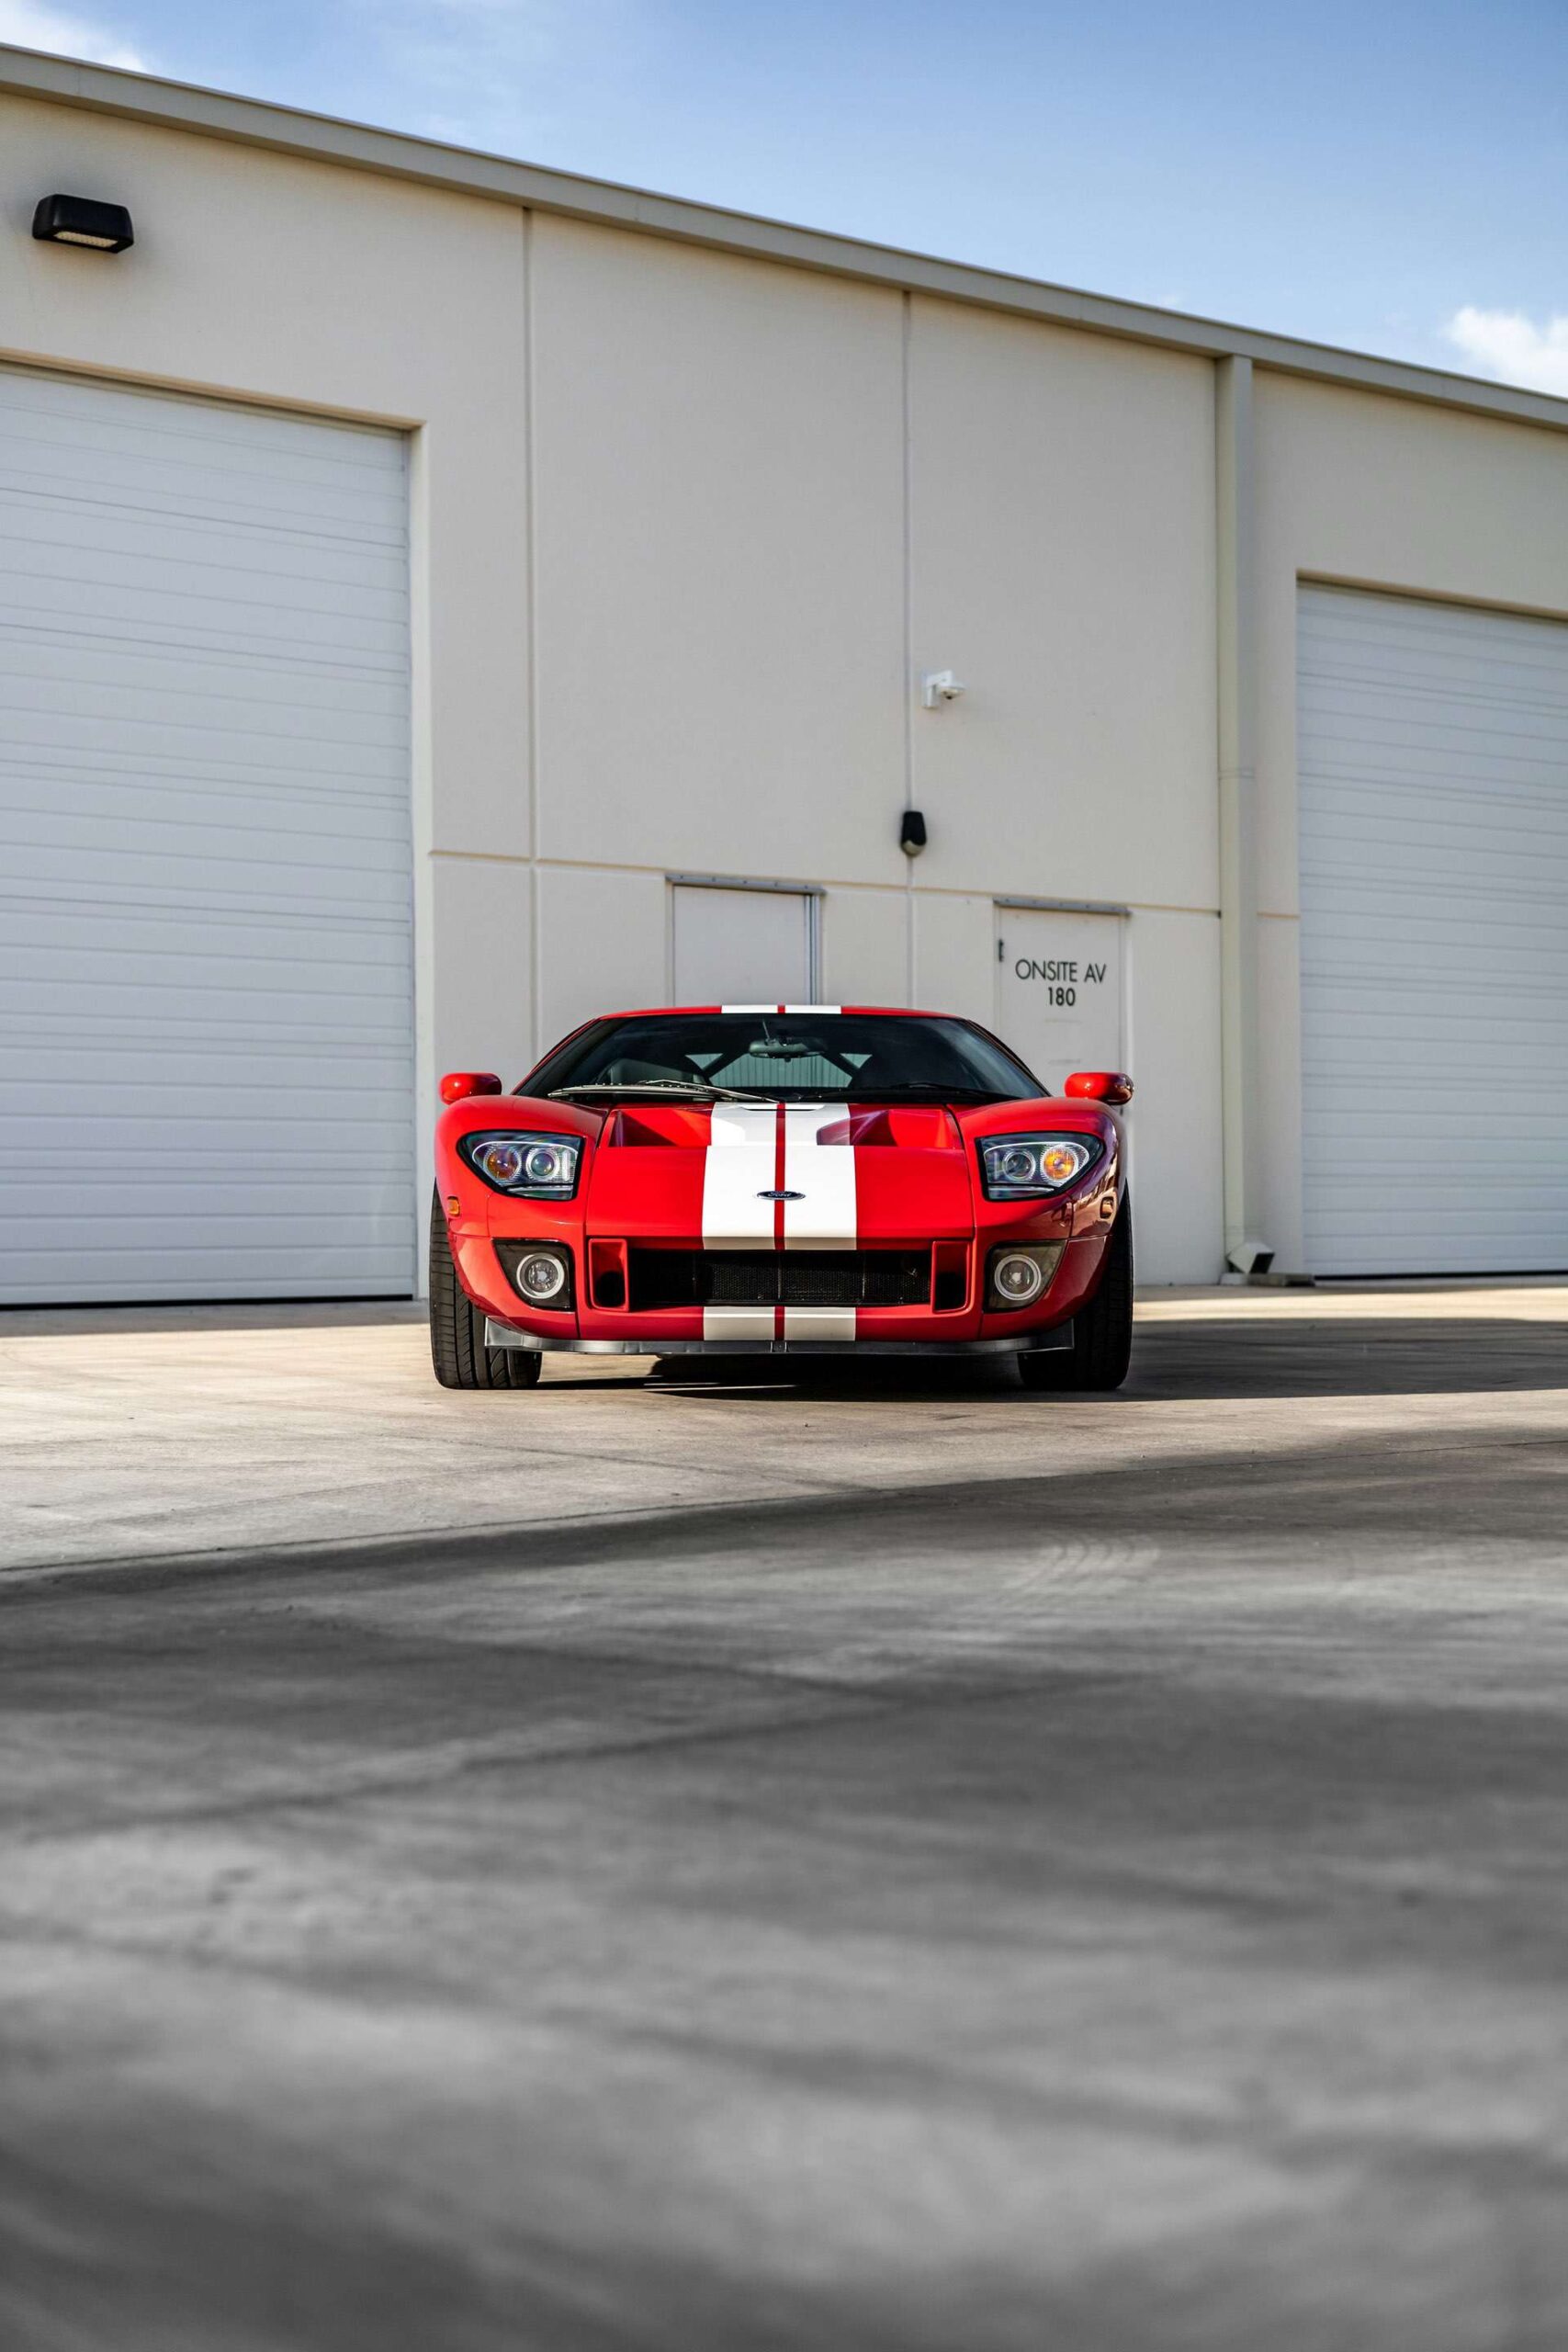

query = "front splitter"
(484, 1321), (1074, 1358)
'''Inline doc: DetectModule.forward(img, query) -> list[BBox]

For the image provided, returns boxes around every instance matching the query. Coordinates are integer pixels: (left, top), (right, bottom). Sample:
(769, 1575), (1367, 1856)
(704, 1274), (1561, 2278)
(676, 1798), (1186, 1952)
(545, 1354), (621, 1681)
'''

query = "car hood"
(577, 1098), (976, 1244)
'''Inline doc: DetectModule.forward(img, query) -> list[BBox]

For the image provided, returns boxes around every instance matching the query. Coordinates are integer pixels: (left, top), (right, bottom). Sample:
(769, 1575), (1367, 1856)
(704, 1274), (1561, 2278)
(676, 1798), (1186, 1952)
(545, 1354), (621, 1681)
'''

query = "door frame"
(666, 872), (825, 1001)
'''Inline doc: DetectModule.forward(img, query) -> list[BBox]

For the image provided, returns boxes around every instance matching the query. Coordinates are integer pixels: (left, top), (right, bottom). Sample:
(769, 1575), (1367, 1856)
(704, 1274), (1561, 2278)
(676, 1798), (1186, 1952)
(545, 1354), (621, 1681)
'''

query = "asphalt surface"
(4, 1293), (1568, 2351)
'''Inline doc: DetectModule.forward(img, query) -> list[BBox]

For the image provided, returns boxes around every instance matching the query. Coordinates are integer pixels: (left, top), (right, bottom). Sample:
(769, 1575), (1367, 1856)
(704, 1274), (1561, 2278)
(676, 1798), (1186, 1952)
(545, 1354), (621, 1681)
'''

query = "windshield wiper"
(547, 1080), (775, 1104)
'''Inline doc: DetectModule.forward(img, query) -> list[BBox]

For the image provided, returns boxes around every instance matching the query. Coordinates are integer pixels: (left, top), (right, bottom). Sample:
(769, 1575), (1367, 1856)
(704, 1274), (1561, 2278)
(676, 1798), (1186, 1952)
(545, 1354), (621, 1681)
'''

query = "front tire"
(428, 1191), (543, 1390)
(1018, 1193), (1134, 1393)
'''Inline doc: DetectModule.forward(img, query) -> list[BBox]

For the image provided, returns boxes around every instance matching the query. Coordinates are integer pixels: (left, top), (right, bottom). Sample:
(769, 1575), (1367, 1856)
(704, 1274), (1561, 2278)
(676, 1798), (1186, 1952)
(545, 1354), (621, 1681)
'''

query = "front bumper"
(462, 1226), (1108, 1351)
(484, 1320), (1074, 1357)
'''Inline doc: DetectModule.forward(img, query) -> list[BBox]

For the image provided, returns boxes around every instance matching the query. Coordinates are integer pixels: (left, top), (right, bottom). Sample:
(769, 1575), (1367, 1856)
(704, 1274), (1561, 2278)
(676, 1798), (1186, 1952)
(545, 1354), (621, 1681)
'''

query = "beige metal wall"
(522, 220), (1225, 1277)
(902, 298), (1221, 1283)
(6, 80), (1568, 1285)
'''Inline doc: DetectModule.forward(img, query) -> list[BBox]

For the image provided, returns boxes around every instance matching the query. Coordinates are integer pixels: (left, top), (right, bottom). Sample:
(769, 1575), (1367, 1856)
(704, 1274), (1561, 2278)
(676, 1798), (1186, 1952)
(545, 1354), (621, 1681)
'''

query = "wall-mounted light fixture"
(921, 669), (964, 708)
(899, 809), (928, 857)
(32, 194), (134, 253)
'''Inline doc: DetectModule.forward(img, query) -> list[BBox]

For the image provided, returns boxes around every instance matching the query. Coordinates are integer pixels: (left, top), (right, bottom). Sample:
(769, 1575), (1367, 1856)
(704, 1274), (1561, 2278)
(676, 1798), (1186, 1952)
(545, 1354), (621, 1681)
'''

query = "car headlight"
(458, 1130), (581, 1198)
(980, 1133), (1102, 1200)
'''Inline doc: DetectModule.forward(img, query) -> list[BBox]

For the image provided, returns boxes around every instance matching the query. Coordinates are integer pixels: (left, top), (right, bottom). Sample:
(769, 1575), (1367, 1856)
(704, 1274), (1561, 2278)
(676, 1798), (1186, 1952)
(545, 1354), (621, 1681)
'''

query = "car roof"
(595, 1004), (946, 1020)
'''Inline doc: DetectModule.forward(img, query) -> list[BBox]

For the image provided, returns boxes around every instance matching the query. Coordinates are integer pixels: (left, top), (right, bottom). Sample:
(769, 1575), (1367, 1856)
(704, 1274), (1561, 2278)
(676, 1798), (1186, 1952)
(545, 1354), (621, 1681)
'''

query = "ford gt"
(430, 1005), (1133, 1391)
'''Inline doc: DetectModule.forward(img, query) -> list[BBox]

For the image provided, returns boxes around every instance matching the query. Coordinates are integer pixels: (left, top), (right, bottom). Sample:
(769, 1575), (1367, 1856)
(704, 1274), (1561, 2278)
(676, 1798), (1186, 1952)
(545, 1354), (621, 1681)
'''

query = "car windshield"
(529, 1012), (1039, 1102)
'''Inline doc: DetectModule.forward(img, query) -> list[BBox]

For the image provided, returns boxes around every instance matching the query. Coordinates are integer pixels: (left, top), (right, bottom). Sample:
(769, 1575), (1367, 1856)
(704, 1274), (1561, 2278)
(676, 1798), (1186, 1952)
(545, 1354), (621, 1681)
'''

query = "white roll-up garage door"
(0, 367), (413, 1304)
(1298, 584), (1568, 1275)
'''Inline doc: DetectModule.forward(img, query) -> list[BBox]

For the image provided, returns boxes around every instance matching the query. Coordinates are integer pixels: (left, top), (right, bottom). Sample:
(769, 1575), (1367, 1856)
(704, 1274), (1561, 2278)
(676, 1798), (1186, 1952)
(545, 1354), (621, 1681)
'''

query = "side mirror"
(1065, 1070), (1134, 1107)
(439, 1071), (503, 1104)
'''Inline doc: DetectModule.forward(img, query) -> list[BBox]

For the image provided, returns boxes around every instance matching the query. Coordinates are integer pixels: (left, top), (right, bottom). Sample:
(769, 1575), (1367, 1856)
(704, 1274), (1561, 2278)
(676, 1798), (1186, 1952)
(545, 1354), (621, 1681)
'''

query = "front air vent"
(628, 1250), (931, 1312)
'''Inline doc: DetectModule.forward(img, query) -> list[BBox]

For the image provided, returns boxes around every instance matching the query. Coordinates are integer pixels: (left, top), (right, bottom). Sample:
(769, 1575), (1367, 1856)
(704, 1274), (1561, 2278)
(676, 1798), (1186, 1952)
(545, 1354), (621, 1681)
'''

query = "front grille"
(628, 1249), (930, 1312)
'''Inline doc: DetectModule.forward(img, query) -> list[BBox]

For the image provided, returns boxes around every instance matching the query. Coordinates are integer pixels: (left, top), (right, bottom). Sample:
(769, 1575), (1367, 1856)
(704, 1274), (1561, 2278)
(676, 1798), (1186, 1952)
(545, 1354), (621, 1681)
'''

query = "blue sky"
(5, 0), (1566, 390)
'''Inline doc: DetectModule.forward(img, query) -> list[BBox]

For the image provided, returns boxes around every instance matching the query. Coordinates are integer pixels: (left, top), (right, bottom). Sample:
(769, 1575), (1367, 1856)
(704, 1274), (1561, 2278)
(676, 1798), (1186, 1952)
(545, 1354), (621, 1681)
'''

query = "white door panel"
(0, 366), (413, 1303)
(671, 884), (814, 1006)
(1298, 584), (1568, 1275)
(994, 906), (1124, 1094)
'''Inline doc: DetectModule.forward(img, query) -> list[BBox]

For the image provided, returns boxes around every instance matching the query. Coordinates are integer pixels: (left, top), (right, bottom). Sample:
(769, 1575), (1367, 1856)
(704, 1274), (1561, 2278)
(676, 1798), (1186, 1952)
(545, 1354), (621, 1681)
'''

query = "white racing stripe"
(702, 1103), (778, 1340)
(701, 1103), (779, 1249)
(782, 1103), (857, 1251)
(698, 1093), (861, 1345)
(702, 1306), (777, 1342)
(782, 1306), (857, 1343)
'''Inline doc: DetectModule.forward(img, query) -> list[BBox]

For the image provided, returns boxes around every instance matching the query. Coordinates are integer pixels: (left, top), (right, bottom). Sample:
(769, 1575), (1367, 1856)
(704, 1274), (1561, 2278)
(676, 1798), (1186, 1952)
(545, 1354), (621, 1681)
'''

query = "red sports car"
(430, 1005), (1133, 1391)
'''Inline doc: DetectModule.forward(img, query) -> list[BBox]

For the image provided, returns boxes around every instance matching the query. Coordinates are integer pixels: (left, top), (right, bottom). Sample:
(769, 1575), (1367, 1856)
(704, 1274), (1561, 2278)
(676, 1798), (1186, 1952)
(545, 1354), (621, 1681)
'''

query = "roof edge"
(5, 40), (1568, 435)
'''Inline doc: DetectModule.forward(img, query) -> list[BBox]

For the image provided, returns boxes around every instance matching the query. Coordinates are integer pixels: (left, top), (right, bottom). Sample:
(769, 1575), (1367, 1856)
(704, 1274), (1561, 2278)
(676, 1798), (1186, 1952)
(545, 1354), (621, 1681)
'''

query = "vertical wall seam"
(522, 206), (543, 1061)
(406, 421), (435, 1295)
(1215, 352), (1269, 1272)
(901, 289), (916, 1006)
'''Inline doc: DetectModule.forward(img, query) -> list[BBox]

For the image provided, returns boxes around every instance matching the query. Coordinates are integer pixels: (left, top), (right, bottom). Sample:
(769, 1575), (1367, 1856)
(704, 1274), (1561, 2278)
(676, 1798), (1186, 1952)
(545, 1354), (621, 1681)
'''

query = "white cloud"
(349, 0), (641, 149)
(354, 0), (586, 88)
(1444, 306), (1568, 398)
(0, 0), (145, 70)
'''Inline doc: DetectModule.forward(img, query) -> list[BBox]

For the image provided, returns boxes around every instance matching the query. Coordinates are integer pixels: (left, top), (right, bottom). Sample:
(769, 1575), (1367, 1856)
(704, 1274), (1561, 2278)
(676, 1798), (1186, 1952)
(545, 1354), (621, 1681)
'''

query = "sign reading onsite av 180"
(994, 906), (1124, 1092)
(1010, 950), (1111, 1004)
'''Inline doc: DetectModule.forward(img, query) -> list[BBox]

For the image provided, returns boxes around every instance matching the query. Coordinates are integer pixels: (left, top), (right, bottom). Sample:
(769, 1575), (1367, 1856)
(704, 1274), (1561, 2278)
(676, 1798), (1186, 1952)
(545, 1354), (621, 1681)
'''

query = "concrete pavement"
(3, 1290), (1568, 2348)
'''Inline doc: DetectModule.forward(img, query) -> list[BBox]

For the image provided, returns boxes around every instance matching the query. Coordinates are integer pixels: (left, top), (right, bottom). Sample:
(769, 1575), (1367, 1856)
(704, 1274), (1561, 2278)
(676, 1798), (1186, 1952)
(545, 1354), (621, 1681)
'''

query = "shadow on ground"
(637, 1317), (1568, 1404)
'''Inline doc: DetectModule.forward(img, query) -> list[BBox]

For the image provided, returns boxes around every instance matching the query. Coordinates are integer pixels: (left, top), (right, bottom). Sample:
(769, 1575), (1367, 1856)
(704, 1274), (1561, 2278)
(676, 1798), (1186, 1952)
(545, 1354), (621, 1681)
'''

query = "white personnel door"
(994, 906), (1124, 1093)
(0, 366), (413, 1303)
(671, 884), (815, 1005)
(1298, 585), (1568, 1275)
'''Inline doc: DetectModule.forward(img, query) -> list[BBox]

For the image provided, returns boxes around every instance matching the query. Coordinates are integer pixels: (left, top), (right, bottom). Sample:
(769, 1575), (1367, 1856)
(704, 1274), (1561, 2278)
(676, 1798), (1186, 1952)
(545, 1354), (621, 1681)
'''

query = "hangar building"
(3, 41), (1566, 1300)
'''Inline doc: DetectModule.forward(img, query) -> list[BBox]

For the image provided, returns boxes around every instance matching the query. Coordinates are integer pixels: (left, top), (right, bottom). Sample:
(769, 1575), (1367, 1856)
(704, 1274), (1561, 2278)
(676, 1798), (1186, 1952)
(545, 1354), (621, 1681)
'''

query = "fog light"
(514, 1250), (567, 1303)
(986, 1242), (1064, 1310)
(991, 1251), (1046, 1306)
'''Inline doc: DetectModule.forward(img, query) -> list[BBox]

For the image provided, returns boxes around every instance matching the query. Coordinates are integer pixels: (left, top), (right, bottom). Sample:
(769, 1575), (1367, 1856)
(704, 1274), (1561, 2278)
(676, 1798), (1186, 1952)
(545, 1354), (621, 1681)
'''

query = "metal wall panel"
(1298, 584), (1568, 1274)
(0, 367), (413, 1302)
